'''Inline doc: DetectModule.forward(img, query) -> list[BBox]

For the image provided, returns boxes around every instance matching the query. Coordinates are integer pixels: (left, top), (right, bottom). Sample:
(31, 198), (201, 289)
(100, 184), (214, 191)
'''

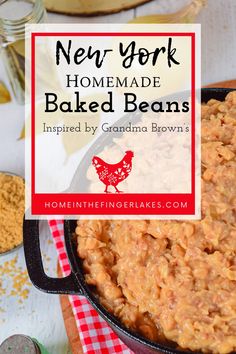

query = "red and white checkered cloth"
(49, 220), (133, 354)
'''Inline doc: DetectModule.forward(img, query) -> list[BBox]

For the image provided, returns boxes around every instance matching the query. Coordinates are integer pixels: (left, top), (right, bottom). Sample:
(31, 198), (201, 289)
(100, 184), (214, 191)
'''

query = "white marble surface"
(0, 222), (71, 354)
(0, 1), (235, 353)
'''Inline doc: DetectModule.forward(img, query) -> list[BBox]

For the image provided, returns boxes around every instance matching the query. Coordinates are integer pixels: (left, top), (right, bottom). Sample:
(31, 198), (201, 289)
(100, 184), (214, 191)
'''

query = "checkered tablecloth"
(49, 220), (133, 354)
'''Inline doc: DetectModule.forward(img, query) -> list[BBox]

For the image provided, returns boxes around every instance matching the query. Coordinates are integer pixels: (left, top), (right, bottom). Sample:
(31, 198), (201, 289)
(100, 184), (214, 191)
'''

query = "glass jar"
(0, 0), (46, 104)
(0, 334), (50, 354)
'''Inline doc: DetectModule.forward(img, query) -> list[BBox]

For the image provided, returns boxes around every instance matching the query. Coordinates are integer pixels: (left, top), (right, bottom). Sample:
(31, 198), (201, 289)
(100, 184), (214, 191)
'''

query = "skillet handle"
(23, 218), (83, 295)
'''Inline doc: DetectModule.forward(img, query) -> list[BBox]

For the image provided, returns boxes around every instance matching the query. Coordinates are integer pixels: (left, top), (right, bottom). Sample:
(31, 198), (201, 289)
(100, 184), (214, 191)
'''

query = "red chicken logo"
(92, 150), (134, 193)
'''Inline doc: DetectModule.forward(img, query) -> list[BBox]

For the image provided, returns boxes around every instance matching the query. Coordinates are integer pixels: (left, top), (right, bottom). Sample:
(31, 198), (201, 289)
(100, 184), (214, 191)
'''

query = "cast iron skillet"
(24, 88), (235, 354)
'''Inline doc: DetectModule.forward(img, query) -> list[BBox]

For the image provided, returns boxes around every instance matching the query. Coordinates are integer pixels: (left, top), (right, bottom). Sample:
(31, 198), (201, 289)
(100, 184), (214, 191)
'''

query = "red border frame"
(31, 32), (196, 215)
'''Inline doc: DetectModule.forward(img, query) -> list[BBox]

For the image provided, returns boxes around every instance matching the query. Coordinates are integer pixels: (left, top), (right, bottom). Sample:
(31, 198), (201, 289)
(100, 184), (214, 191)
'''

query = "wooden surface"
(58, 264), (83, 354)
(44, 0), (151, 16)
(204, 79), (236, 88)
(44, 0), (152, 16)
(59, 79), (236, 354)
